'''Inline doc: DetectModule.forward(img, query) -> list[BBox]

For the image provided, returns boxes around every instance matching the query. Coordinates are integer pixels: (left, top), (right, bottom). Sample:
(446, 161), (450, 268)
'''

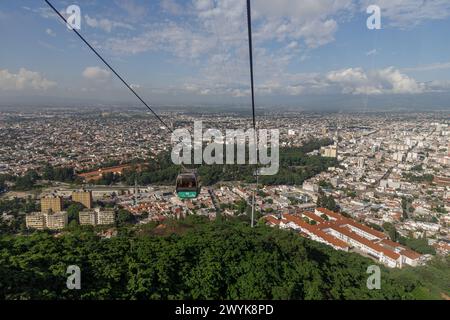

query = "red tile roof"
(316, 208), (386, 239)
(282, 214), (349, 249)
(340, 219), (387, 239)
(379, 238), (403, 249)
(302, 211), (326, 223)
(264, 215), (282, 226)
(331, 226), (400, 261)
(316, 207), (345, 220)
(401, 249), (422, 260)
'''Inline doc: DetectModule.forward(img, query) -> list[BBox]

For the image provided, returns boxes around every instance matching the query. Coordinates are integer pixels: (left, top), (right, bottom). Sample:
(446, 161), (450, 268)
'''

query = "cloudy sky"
(1, 0), (450, 109)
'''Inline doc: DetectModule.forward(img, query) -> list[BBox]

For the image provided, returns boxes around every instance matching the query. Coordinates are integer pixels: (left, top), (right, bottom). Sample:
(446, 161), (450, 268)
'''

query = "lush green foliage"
(13, 171), (40, 191)
(317, 189), (338, 211)
(42, 164), (77, 183)
(1, 164), (79, 191)
(119, 139), (338, 187)
(402, 173), (434, 183)
(390, 256), (450, 299)
(398, 237), (436, 255)
(0, 218), (444, 300)
(382, 222), (436, 255)
(0, 197), (37, 234)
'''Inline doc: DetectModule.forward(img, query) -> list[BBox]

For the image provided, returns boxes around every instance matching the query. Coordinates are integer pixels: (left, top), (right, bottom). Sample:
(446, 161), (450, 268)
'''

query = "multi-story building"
(79, 209), (97, 225)
(45, 211), (68, 230)
(72, 189), (93, 209)
(320, 145), (337, 158)
(77, 208), (116, 226)
(97, 209), (116, 225)
(25, 213), (46, 230)
(25, 211), (68, 230)
(264, 207), (423, 269)
(41, 194), (63, 213)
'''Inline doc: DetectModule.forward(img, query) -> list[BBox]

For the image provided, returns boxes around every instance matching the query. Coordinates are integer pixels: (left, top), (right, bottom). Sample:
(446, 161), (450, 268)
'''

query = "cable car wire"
(44, 0), (173, 133)
(246, 0), (257, 132)
(246, 0), (258, 228)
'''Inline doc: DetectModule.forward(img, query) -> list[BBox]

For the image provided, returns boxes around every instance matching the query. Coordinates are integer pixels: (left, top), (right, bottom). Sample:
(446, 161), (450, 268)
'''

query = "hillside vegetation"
(1, 217), (448, 300)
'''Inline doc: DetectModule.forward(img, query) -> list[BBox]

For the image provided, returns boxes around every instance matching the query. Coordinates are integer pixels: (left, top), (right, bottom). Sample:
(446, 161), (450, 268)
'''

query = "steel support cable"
(246, 0), (258, 228)
(44, 0), (173, 133)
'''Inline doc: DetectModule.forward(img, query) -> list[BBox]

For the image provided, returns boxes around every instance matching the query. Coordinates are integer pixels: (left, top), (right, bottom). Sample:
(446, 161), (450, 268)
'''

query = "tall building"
(97, 209), (116, 225)
(46, 212), (68, 230)
(79, 209), (97, 225)
(41, 194), (63, 213)
(72, 189), (93, 209)
(78, 208), (117, 226)
(25, 211), (68, 230)
(25, 213), (46, 230)
(320, 145), (337, 158)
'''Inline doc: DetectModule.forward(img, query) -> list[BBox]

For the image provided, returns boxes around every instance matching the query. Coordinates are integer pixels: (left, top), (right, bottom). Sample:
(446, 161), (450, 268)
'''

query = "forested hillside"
(1, 217), (447, 300)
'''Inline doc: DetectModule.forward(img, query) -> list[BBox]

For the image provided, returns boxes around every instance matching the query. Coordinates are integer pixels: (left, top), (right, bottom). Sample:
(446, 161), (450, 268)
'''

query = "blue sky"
(1, 0), (450, 108)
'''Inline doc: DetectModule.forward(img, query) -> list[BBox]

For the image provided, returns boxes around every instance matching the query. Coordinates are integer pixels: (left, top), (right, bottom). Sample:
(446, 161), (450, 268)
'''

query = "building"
(326, 225), (402, 268)
(392, 152), (405, 162)
(78, 208), (116, 226)
(41, 194), (63, 213)
(72, 189), (93, 209)
(264, 207), (422, 269)
(357, 157), (365, 169)
(265, 214), (350, 252)
(77, 164), (145, 182)
(79, 209), (97, 226)
(25, 211), (68, 230)
(97, 209), (116, 225)
(320, 145), (337, 158)
(46, 211), (68, 230)
(302, 182), (319, 192)
(25, 212), (46, 230)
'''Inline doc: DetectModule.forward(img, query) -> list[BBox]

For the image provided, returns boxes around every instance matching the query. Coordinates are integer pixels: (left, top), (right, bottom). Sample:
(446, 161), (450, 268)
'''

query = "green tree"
(383, 222), (399, 241)
(66, 203), (84, 223)
(117, 209), (134, 225)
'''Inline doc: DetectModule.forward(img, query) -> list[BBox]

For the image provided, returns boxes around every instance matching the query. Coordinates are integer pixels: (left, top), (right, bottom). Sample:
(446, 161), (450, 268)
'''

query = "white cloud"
(326, 67), (425, 95)
(252, 0), (354, 47)
(33, 0), (450, 100)
(359, 0), (450, 28)
(161, 0), (184, 15)
(85, 15), (134, 33)
(0, 68), (56, 91)
(45, 28), (56, 37)
(106, 22), (215, 58)
(82, 66), (111, 81)
(115, 0), (148, 19)
(181, 66), (431, 97)
(366, 49), (378, 56)
(402, 62), (450, 72)
(24, 6), (57, 19)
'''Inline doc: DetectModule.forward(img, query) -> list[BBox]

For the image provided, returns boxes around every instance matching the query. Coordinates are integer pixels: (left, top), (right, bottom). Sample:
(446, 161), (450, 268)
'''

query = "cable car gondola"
(176, 170), (200, 199)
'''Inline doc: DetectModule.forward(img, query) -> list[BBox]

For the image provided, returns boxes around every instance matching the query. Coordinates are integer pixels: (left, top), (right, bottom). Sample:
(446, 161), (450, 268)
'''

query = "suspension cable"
(246, 0), (257, 131)
(246, 0), (258, 228)
(44, 0), (173, 133)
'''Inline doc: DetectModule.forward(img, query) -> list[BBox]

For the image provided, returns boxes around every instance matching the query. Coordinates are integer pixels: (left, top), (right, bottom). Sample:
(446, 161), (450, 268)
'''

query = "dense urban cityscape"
(2, 0), (450, 306)
(1, 108), (448, 272)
